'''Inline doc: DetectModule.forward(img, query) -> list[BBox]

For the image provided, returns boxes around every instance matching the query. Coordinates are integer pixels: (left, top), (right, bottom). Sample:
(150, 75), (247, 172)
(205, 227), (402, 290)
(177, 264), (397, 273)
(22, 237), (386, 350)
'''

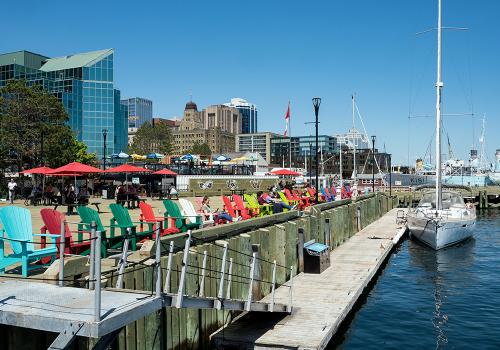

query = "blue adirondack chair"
(0, 206), (58, 277)
(321, 187), (334, 202)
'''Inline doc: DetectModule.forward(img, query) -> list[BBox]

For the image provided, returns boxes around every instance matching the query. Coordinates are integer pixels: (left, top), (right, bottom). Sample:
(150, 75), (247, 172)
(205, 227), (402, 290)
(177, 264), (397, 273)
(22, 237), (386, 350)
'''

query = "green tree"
(0, 80), (96, 169)
(188, 142), (212, 156)
(129, 121), (173, 155)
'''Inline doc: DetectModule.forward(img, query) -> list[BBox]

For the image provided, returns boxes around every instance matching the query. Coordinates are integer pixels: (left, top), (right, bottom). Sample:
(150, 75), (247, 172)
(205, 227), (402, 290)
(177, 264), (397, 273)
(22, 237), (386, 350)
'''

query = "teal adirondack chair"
(77, 206), (117, 257)
(163, 200), (201, 232)
(109, 204), (154, 251)
(0, 206), (58, 277)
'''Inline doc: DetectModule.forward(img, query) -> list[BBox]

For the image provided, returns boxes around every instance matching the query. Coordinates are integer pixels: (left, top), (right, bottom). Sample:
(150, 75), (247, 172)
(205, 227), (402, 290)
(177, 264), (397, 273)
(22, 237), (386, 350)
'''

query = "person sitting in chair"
(201, 196), (240, 222)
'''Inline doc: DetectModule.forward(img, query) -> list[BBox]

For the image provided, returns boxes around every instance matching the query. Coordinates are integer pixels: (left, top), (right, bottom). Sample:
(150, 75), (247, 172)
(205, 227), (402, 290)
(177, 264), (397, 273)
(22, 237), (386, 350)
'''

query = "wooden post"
(297, 228), (305, 273)
(164, 241), (174, 294)
(176, 231), (192, 308)
(251, 244), (262, 301)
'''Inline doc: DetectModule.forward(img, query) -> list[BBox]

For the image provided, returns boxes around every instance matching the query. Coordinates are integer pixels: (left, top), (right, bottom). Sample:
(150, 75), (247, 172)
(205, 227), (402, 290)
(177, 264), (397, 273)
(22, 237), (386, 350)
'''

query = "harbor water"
(333, 210), (500, 349)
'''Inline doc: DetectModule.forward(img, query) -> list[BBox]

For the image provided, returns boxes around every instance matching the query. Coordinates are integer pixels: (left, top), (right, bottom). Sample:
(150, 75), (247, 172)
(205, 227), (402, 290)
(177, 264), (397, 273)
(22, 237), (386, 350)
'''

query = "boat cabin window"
(417, 191), (465, 209)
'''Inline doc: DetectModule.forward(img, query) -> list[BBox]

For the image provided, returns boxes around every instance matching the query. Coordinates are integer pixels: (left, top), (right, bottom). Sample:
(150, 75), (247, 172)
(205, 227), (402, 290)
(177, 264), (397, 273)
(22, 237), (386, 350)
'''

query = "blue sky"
(3, 0), (499, 165)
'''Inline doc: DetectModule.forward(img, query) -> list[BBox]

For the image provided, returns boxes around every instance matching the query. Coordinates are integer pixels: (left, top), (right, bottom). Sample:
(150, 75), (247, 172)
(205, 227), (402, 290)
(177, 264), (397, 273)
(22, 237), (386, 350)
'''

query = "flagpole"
(289, 100), (292, 170)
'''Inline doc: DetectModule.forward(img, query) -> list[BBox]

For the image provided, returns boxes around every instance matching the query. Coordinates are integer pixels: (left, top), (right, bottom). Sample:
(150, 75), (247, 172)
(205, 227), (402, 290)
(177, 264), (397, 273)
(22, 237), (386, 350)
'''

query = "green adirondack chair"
(109, 204), (154, 251)
(77, 206), (118, 257)
(244, 194), (273, 216)
(163, 199), (201, 232)
(0, 206), (58, 277)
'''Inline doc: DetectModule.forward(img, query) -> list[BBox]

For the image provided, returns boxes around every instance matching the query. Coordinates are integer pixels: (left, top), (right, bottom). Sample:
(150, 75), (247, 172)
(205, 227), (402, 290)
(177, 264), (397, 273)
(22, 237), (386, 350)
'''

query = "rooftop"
(40, 49), (113, 72)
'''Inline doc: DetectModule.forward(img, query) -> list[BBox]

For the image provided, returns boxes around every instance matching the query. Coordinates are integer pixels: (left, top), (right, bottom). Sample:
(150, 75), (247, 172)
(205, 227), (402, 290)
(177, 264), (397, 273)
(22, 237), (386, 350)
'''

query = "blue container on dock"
(304, 242), (330, 274)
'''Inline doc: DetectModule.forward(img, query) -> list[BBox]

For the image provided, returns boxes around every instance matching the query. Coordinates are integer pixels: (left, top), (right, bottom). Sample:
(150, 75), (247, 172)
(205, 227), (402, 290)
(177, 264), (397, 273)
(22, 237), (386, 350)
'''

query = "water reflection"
(408, 238), (476, 349)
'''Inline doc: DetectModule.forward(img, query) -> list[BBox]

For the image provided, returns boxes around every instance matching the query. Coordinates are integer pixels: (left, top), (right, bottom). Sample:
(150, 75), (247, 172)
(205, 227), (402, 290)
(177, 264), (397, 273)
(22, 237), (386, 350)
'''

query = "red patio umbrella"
(104, 164), (152, 173)
(104, 164), (152, 186)
(152, 169), (177, 175)
(49, 162), (103, 175)
(20, 166), (54, 175)
(271, 169), (301, 176)
(21, 166), (55, 193)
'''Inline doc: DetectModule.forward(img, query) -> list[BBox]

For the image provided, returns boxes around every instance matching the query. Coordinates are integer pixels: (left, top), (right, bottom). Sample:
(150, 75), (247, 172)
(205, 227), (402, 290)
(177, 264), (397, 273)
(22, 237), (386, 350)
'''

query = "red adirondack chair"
(284, 189), (300, 206)
(232, 194), (253, 219)
(292, 189), (310, 208)
(40, 208), (91, 259)
(222, 196), (239, 219)
(139, 201), (180, 236)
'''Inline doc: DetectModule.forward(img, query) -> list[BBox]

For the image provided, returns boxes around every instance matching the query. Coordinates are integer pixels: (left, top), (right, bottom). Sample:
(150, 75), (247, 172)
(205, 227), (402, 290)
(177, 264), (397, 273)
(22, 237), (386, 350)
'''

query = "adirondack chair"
(40, 209), (92, 257)
(77, 206), (118, 258)
(232, 194), (253, 219)
(0, 206), (58, 277)
(244, 194), (269, 216)
(109, 203), (154, 251)
(292, 190), (310, 208)
(324, 187), (335, 201)
(321, 187), (333, 202)
(163, 200), (201, 232)
(278, 191), (292, 208)
(222, 196), (239, 219)
(139, 201), (180, 236)
(283, 189), (300, 207)
(178, 198), (211, 227)
(307, 187), (321, 202)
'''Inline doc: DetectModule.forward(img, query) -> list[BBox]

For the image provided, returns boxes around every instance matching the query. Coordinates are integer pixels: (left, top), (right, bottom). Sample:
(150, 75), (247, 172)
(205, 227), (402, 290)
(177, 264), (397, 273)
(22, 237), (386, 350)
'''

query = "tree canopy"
(188, 142), (212, 156)
(0, 80), (96, 170)
(129, 121), (173, 155)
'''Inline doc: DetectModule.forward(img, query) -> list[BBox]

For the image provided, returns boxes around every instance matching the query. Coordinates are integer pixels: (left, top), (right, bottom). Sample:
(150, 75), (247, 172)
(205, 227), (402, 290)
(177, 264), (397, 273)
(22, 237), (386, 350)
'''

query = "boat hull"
(407, 215), (475, 250)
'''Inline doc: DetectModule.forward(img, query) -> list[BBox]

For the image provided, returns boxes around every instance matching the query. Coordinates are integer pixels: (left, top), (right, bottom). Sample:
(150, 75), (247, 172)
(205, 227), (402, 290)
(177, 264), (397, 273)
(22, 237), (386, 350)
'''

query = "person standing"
(7, 178), (17, 204)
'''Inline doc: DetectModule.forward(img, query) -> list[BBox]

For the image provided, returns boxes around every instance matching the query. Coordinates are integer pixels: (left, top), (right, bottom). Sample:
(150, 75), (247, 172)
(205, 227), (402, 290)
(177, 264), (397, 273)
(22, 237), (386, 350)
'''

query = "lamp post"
(312, 97), (321, 203)
(388, 153), (392, 196)
(102, 129), (108, 170)
(371, 135), (376, 193)
(308, 142), (312, 185)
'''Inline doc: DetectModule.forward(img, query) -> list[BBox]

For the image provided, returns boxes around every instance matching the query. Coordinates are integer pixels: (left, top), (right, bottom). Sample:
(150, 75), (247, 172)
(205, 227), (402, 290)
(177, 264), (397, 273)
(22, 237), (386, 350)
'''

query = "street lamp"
(312, 97), (321, 203)
(371, 135), (376, 193)
(388, 153), (392, 196)
(102, 129), (108, 170)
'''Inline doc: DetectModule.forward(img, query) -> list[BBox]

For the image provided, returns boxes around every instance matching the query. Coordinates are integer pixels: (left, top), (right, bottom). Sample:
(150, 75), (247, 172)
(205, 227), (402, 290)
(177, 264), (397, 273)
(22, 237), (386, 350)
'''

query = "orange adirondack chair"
(40, 208), (92, 258)
(139, 201), (180, 236)
(222, 196), (239, 219)
(232, 194), (253, 219)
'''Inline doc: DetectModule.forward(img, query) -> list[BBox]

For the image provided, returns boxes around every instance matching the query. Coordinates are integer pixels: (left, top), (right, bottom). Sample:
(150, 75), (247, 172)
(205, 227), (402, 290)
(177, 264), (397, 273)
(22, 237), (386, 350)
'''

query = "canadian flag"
(284, 101), (290, 137)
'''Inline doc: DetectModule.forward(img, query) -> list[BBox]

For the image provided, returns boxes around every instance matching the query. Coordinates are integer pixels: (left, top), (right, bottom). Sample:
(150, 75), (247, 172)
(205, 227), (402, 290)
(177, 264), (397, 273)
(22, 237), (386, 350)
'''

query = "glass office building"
(224, 98), (257, 134)
(121, 97), (153, 128)
(0, 49), (127, 156)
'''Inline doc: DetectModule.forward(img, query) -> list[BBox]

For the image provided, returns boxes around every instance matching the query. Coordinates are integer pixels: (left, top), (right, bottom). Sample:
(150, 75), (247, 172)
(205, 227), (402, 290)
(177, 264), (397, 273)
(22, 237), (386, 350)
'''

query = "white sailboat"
(407, 0), (476, 250)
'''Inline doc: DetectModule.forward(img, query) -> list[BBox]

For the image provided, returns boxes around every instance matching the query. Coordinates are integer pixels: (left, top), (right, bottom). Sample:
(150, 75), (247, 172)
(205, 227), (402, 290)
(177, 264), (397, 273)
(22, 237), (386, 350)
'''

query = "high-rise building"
(120, 97), (153, 129)
(236, 132), (280, 164)
(0, 49), (127, 156)
(171, 101), (239, 155)
(202, 104), (242, 134)
(224, 98), (257, 133)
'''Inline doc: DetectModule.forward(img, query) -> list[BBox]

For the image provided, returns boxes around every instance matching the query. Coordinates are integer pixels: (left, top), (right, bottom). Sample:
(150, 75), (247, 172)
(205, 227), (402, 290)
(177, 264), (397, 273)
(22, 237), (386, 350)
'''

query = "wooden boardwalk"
(211, 208), (407, 349)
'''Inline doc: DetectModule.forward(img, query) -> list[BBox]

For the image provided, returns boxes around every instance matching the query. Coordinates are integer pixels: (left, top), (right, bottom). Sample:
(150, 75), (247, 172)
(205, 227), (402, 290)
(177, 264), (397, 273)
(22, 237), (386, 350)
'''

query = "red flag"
(284, 101), (290, 136)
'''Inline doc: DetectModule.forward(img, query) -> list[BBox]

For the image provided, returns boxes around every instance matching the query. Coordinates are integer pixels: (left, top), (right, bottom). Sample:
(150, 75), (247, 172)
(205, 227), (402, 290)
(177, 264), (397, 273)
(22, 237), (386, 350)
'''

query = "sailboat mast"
(435, 0), (443, 210)
(352, 95), (357, 180)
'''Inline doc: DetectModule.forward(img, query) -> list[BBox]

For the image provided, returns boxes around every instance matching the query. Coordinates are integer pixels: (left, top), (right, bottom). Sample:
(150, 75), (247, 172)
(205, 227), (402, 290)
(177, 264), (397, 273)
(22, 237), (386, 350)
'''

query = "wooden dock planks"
(211, 208), (407, 350)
